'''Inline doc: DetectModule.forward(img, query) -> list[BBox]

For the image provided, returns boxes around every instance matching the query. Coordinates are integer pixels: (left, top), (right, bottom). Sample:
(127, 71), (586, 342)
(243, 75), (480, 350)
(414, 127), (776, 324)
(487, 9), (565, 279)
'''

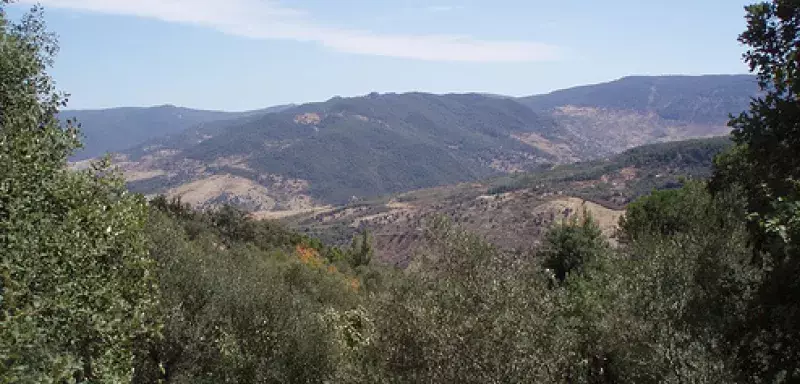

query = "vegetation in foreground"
(2, 1), (800, 383)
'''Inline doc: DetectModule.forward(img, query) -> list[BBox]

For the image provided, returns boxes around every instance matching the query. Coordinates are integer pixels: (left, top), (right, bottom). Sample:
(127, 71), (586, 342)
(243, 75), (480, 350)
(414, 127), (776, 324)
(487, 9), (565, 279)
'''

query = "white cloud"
(20, 0), (561, 63)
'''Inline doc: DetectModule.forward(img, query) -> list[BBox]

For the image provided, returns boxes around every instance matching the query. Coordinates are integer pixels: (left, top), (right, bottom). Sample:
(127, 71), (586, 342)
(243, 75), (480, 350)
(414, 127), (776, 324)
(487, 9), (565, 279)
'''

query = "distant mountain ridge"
(520, 74), (756, 124)
(74, 74), (758, 212)
(63, 103), (295, 160)
(516, 74), (756, 155)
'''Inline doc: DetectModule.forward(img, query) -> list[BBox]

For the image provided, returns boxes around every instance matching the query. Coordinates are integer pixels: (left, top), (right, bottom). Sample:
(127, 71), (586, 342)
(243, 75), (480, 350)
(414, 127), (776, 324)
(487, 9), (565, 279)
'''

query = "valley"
(284, 136), (730, 264)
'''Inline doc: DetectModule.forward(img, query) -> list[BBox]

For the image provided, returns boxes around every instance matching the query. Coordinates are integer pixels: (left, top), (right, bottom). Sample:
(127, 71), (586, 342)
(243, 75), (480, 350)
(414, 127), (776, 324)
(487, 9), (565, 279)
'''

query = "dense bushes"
(121, 179), (777, 383)
(125, 181), (776, 383)
(133, 205), (366, 383)
(367, 217), (574, 383)
(541, 212), (609, 282)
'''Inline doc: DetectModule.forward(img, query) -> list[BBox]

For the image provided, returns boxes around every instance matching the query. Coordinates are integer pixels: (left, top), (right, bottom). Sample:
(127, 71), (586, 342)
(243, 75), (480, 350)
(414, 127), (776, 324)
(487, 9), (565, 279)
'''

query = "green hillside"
(283, 137), (733, 263)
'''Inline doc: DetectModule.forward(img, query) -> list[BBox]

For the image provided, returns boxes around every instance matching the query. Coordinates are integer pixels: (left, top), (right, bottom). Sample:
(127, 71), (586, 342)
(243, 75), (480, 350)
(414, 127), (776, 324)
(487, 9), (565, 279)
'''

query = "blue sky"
(9, 0), (752, 111)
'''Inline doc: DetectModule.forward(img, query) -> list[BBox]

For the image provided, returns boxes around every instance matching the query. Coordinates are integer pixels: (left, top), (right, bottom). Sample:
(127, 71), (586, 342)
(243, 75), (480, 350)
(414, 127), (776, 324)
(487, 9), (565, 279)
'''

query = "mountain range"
(69, 74), (758, 214)
(63, 104), (295, 160)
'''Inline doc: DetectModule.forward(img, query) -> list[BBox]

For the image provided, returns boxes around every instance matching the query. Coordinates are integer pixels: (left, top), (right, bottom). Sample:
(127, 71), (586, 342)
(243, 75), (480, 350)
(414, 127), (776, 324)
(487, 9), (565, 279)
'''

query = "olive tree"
(0, 3), (159, 382)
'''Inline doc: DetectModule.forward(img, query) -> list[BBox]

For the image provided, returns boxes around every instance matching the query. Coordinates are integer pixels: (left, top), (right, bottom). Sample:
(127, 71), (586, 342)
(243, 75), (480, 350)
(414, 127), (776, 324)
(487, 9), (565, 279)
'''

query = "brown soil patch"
(618, 166), (638, 181)
(533, 197), (624, 238)
(252, 205), (333, 220)
(167, 175), (278, 210)
(512, 132), (577, 161)
(211, 155), (253, 171)
(124, 170), (167, 182)
(294, 112), (322, 125)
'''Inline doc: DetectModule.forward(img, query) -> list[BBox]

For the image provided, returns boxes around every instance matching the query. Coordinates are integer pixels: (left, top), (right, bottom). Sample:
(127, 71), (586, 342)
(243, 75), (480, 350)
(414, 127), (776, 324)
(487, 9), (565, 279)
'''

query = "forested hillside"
(3, 1), (800, 383)
(119, 92), (565, 207)
(62, 105), (233, 160)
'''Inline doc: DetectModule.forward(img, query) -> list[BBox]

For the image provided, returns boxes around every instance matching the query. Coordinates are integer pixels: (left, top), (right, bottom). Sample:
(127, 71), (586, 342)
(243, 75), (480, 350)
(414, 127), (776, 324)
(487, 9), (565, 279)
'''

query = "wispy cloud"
(20, 0), (561, 63)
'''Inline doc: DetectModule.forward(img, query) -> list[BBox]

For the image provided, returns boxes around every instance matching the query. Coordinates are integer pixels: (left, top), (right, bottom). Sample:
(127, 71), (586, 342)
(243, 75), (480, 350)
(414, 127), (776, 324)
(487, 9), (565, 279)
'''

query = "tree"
(620, 181), (721, 242)
(710, 1), (800, 380)
(348, 230), (373, 269)
(0, 4), (159, 382)
(367, 217), (574, 383)
(721, 0), (800, 249)
(541, 211), (609, 283)
(556, 181), (759, 383)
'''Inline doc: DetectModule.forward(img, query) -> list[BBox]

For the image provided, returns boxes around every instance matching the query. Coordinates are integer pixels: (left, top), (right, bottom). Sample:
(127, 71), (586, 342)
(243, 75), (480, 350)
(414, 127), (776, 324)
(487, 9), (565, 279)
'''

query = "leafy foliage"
(0, 4), (158, 382)
(366, 217), (574, 383)
(709, 1), (800, 380)
(133, 203), (368, 383)
(348, 230), (374, 269)
(619, 181), (723, 241)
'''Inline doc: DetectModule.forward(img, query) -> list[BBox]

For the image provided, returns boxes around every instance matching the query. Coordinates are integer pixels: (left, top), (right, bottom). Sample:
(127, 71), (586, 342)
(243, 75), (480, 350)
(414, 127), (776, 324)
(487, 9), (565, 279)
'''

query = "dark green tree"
(348, 229), (373, 269)
(620, 180), (725, 242)
(541, 212), (609, 283)
(710, 1), (800, 380)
